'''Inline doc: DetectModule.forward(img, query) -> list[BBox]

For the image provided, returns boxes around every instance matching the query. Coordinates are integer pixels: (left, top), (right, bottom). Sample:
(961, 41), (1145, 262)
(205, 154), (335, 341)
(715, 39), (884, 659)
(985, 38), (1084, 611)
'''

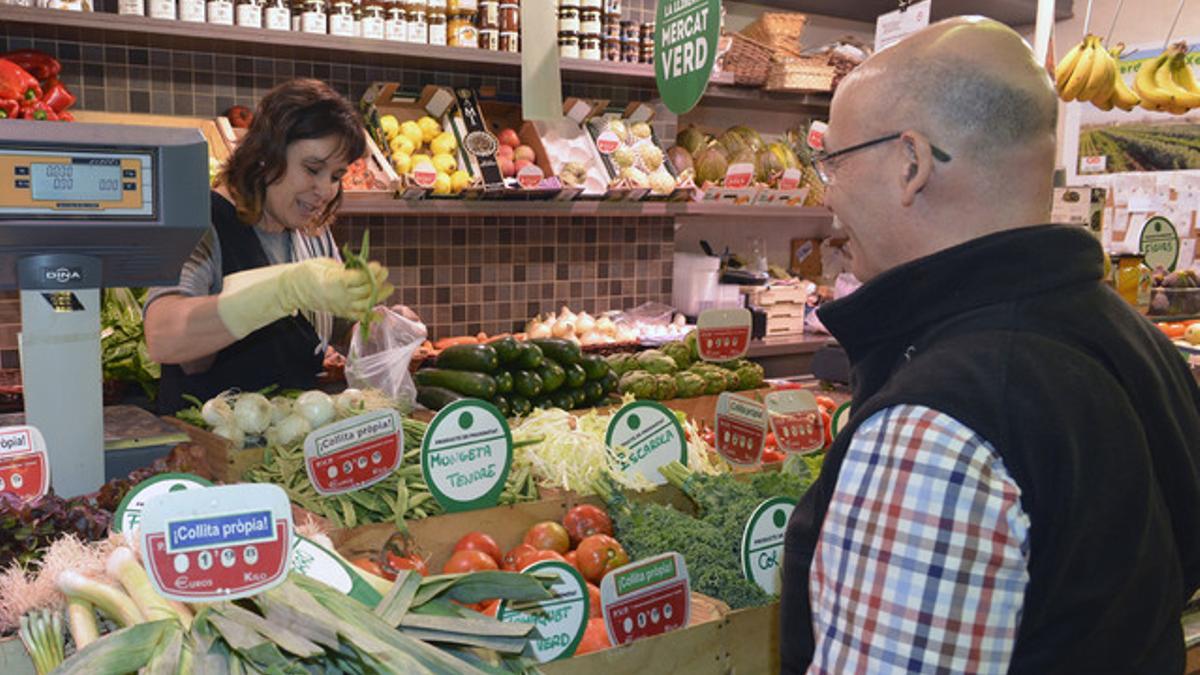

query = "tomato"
(586, 583), (602, 618)
(821, 409), (833, 449)
(764, 432), (777, 449)
(502, 543), (538, 571)
(350, 557), (392, 580)
(564, 550), (579, 570)
(384, 553), (429, 577)
(562, 505), (613, 546)
(443, 549), (500, 574)
(575, 534), (629, 584)
(815, 395), (837, 413)
(453, 531), (503, 565)
(523, 521), (571, 554)
(574, 617), (612, 655)
(522, 550), (567, 567)
(762, 449), (785, 464)
(478, 599), (500, 617)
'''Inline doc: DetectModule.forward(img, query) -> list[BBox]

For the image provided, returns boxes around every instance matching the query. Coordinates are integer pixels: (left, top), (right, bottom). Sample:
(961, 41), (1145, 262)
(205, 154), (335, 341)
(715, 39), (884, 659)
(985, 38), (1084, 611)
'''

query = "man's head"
(821, 17), (1058, 281)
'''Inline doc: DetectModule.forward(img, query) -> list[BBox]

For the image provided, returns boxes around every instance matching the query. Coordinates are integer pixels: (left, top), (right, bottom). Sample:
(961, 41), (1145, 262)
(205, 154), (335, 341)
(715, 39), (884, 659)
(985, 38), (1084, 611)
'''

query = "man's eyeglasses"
(812, 132), (952, 186)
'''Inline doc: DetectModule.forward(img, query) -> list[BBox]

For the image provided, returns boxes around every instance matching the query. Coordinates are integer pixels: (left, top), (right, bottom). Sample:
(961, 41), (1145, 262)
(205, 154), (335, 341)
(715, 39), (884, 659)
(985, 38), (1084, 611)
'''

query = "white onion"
(212, 423), (245, 450)
(201, 397), (233, 428)
(335, 388), (366, 418)
(233, 393), (272, 435)
(552, 321), (575, 338)
(576, 312), (596, 334)
(295, 390), (335, 428)
(596, 316), (616, 336)
(269, 396), (294, 424)
(529, 322), (553, 339)
(559, 306), (577, 323)
(267, 414), (312, 448)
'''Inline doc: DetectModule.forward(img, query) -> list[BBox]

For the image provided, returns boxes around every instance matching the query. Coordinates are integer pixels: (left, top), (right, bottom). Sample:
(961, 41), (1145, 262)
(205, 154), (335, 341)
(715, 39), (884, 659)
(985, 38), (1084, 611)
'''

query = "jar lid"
(558, 30), (579, 36)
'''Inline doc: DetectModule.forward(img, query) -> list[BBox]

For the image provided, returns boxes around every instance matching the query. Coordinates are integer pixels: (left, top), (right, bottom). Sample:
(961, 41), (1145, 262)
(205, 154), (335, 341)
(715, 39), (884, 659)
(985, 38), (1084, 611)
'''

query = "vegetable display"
(608, 337), (765, 400)
(100, 288), (160, 400)
(0, 51), (76, 122)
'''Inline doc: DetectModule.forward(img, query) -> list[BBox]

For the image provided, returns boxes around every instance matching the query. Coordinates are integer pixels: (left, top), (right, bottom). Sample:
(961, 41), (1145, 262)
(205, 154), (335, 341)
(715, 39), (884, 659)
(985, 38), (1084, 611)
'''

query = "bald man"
(781, 17), (1200, 675)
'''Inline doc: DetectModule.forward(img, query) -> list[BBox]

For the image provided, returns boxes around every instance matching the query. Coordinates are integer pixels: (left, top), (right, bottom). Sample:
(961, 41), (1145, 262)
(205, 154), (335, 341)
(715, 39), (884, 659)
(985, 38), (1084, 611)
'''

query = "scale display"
(0, 148), (154, 217)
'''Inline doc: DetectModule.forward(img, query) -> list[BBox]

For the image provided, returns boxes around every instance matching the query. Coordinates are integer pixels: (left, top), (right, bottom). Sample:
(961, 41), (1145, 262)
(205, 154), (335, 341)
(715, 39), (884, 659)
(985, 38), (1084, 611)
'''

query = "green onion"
(18, 609), (64, 675)
(342, 230), (380, 342)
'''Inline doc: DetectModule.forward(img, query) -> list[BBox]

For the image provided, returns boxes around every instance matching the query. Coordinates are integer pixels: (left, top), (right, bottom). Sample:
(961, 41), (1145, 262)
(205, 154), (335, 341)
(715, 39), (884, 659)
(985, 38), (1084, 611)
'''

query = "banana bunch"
(1056, 35), (1140, 111)
(1133, 41), (1200, 115)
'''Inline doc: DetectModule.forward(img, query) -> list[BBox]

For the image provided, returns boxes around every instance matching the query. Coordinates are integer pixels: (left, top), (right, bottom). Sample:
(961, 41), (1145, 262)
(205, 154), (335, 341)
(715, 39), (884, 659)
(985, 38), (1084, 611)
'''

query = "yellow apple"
(432, 153), (457, 174)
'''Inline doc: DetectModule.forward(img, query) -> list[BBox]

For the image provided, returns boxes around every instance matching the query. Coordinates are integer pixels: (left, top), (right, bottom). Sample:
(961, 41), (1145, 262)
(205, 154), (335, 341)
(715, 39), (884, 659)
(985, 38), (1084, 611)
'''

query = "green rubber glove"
(217, 258), (391, 339)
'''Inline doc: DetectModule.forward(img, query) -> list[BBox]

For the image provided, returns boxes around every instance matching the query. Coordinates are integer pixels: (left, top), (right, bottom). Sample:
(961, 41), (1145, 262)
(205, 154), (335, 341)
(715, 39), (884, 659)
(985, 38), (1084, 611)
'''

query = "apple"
(497, 128), (521, 148)
(498, 156), (516, 177)
(514, 158), (533, 175)
(514, 145), (536, 163)
(223, 105), (253, 129)
(496, 144), (515, 160)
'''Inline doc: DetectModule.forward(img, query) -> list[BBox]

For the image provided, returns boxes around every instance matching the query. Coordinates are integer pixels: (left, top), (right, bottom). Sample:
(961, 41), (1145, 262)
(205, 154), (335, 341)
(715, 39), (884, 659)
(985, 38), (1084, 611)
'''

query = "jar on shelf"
(118, 0), (144, 16)
(640, 24), (653, 63)
(295, 0), (328, 33)
(354, 0), (364, 36)
(264, 0), (290, 28)
(558, 0), (579, 33)
(619, 19), (637, 41)
(499, 30), (518, 52)
(179, 0), (206, 22)
(579, 7), (600, 35)
(479, 0), (498, 29)
(603, 35), (619, 61)
(147, 0), (175, 18)
(329, 0), (356, 35)
(601, 16), (619, 39)
(498, 2), (517, 31)
(385, 0), (408, 40)
(448, 0), (478, 47)
(620, 37), (638, 62)
(1113, 253), (1152, 313)
(236, 0), (263, 27)
(580, 34), (600, 60)
(558, 31), (579, 58)
(602, 0), (617, 16)
(406, 0), (428, 42)
(360, 0), (386, 39)
(428, 0), (447, 44)
(639, 21), (652, 40)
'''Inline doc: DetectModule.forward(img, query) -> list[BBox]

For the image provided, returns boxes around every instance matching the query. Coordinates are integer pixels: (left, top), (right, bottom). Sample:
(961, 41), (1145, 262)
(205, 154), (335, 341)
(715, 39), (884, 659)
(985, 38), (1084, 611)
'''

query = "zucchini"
(494, 371), (514, 394)
(413, 368), (497, 399)
(515, 342), (545, 370)
(583, 380), (605, 404)
(510, 395), (532, 417)
(600, 371), (619, 394)
(568, 387), (588, 409)
(533, 395), (555, 410)
(530, 338), (581, 366)
(417, 386), (464, 411)
(580, 353), (610, 380)
(537, 361), (566, 393)
(436, 344), (499, 373)
(563, 363), (587, 389)
(551, 390), (576, 410)
(491, 336), (521, 364)
(513, 370), (544, 398)
(492, 394), (512, 417)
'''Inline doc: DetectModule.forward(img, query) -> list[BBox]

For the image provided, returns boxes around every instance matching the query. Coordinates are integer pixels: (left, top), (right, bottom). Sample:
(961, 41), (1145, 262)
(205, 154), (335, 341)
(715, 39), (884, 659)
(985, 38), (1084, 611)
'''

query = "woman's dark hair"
(219, 79), (366, 230)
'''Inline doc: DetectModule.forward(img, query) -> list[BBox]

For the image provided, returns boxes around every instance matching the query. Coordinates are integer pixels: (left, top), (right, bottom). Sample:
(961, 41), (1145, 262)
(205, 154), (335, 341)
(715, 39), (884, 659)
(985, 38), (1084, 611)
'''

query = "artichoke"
(636, 349), (678, 375)
(734, 362), (765, 390)
(662, 341), (694, 370)
(618, 371), (657, 399)
(606, 352), (636, 375)
(653, 374), (678, 401)
(674, 371), (707, 398)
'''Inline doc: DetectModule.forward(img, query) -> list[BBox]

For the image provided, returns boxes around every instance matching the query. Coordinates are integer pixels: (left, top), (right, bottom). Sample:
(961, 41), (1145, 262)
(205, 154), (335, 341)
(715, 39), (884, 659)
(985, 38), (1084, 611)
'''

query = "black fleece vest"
(780, 225), (1200, 674)
(158, 193), (323, 414)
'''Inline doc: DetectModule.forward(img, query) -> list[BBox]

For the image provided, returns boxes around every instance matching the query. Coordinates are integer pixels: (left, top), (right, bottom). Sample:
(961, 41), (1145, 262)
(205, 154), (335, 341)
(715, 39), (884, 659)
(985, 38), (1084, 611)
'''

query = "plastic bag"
(346, 307), (427, 409)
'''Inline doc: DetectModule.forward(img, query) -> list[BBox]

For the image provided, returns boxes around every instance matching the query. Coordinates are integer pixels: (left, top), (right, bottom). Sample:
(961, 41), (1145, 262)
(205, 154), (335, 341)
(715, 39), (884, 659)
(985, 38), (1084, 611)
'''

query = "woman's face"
(262, 135), (350, 234)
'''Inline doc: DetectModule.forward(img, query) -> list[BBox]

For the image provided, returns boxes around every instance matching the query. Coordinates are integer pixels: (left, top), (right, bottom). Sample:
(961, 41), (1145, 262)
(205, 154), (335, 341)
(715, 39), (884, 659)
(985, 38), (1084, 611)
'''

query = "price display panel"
(0, 148), (154, 218)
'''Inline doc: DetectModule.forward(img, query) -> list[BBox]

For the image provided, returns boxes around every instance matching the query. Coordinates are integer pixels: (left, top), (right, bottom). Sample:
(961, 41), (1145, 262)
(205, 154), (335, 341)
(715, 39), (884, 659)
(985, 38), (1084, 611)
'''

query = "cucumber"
(513, 370), (544, 398)
(417, 386), (464, 411)
(551, 390), (576, 410)
(515, 342), (545, 370)
(584, 380), (605, 404)
(580, 353), (610, 380)
(494, 371), (514, 394)
(600, 371), (619, 394)
(537, 361), (566, 393)
(413, 368), (497, 399)
(510, 395), (532, 417)
(563, 363), (587, 389)
(533, 395), (556, 410)
(436, 344), (499, 373)
(568, 387), (588, 409)
(491, 336), (521, 364)
(492, 394), (512, 417)
(530, 338), (582, 366)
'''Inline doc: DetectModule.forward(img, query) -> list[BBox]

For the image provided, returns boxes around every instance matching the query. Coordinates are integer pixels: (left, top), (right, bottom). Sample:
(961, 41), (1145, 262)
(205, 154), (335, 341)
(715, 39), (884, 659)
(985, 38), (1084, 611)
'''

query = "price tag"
(498, 560), (589, 662)
(411, 160), (438, 188)
(806, 121), (828, 151)
(740, 497), (796, 595)
(778, 167), (802, 191)
(723, 163), (755, 190)
(421, 400), (513, 512)
(112, 472), (213, 536)
(0, 426), (48, 503)
(140, 484), (293, 602)
(714, 393), (767, 465)
(303, 409), (403, 496)
(831, 402), (852, 440)
(291, 535), (383, 607)
(517, 162), (545, 189)
(764, 390), (825, 454)
(697, 308), (752, 361)
(605, 401), (687, 486)
(601, 552), (690, 645)
(874, 0), (931, 51)
(596, 130), (621, 154)
(1080, 155), (1107, 174)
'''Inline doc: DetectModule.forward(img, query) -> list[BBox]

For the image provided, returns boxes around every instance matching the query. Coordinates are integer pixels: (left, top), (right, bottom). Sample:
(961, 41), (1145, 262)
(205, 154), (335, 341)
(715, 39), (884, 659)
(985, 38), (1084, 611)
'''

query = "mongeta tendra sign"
(655, 0), (721, 115)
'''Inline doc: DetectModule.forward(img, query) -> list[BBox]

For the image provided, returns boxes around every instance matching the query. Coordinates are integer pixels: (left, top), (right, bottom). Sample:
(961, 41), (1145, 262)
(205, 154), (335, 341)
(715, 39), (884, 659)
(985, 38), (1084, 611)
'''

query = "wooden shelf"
(747, 336), (830, 359)
(338, 194), (833, 220)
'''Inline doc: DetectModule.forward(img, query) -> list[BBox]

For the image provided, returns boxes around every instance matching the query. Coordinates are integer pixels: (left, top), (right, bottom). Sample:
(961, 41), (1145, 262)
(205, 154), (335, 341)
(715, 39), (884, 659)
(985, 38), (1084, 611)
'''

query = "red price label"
(765, 390), (824, 454)
(596, 130), (621, 154)
(697, 308), (752, 362)
(517, 162), (545, 189)
(715, 393), (767, 465)
(411, 161), (438, 188)
(778, 168), (802, 191)
(0, 426), (48, 503)
(304, 410), (403, 496)
(601, 552), (690, 646)
(723, 163), (754, 190)
(807, 121), (828, 151)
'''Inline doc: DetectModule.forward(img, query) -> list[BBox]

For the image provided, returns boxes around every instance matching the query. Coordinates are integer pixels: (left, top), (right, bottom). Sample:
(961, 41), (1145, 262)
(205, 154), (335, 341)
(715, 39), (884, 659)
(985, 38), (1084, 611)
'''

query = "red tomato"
(564, 550), (579, 570)
(574, 617), (612, 655)
(764, 432), (777, 449)
(575, 534), (629, 584)
(502, 543), (538, 571)
(453, 531), (503, 565)
(478, 599), (500, 617)
(350, 557), (392, 580)
(821, 409), (833, 449)
(384, 552), (429, 577)
(815, 395), (837, 413)
(523, 521), (571, 554)
(522, 550), (567, 567)
(443, 549), (500, 574)
(562, 505), (613, 546)
(762, 449), (785, 464)
(586, 583), (602, 618)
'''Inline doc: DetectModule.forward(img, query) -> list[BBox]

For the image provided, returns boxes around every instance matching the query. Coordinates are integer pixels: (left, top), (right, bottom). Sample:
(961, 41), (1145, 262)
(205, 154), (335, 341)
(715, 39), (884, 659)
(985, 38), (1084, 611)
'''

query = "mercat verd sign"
(655, 0), (721, 115)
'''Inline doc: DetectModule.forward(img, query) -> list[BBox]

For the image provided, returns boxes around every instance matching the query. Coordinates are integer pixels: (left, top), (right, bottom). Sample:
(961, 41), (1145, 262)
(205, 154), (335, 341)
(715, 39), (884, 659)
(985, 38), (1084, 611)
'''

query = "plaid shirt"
(809, 405), (1030, 674)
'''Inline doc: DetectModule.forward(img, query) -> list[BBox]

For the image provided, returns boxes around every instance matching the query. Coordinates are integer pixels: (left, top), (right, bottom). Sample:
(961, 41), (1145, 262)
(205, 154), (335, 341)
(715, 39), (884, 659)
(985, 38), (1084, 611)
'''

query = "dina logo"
(44, 267), (82, 284)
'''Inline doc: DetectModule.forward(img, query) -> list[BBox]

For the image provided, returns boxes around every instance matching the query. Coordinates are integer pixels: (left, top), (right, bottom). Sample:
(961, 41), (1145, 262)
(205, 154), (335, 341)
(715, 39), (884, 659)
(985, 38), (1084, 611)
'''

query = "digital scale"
(0, 120), (208, 497)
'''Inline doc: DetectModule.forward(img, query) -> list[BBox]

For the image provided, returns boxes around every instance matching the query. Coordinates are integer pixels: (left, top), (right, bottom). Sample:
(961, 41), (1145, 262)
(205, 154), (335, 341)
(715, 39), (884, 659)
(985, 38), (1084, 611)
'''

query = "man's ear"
(899, 131), (934, 207)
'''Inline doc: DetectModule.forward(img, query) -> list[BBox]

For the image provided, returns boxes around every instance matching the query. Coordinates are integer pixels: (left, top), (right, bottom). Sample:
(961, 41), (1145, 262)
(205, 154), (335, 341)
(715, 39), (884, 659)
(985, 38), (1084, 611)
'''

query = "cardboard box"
(790, 238), (823, 280)
(471, 93), (574, 200)
(360, 83), (472, 199)
(585, 104), (692, 202)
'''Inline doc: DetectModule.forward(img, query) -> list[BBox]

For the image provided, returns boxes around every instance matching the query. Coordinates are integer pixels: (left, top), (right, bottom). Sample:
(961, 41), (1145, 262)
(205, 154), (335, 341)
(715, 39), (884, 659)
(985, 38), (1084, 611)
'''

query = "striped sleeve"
(144, 226), (222, 311)
(808, 405), (1030, 674)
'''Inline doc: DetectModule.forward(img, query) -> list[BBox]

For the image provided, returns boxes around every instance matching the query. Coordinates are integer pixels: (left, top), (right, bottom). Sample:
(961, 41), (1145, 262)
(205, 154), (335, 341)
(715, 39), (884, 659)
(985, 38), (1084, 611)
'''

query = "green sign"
(655, 0), (721, 114)
(1139, 216), (1179, 272)
(497, 560), (588, 663)
(112, 472), (213, 536)
(605, 401), (687, 486)
(421, 400), (513, 513)
(740, 497), (796, 595)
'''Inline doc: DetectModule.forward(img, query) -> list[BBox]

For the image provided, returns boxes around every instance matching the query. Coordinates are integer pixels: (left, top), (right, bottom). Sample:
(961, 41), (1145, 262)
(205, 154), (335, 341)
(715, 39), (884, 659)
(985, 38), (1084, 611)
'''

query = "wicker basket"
(765, 55), (836, 93)
(723, 32), (775, 87)
(741, 12), (808, 58)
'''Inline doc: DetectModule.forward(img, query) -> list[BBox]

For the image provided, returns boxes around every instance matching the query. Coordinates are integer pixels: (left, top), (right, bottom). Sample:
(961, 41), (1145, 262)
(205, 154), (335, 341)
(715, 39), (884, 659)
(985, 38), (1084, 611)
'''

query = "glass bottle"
(448, 0), (478, 47)
(428, 0), (447, 45)
(207, 0), (235, 25)
(264, 0), (290, 29)
(296, 0), (328, 33)
(179, 0), (206, 22)
(558, 30), (579, 58)
(148, 0), (175, 18)
(499, 30), (518, 52)
(118, 0), (145, 16)
(360, 0), (385, 39)
(236, 0), (263, 27)
(329, 0), (356, 36)
(385, 0), (408, 40)
(406, 0), (428, 43)
(580, 34), (600, 60)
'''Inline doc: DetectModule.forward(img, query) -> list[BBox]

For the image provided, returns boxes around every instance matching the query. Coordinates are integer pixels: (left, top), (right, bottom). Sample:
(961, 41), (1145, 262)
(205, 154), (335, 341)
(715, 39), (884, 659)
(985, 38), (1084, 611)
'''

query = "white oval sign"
(498, 560), (589, 662)
(605, 401), (687, 486)
(421, 399), (513, 513)
(740, 497), (796, 595)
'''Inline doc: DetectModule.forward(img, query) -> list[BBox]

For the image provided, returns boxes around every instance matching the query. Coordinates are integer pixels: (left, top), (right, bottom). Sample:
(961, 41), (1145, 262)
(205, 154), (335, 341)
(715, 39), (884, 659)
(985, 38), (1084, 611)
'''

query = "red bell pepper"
(57, 110), (74, 122)
(40, 79), (75, 113)
(0, 99), (17, 120)
(18, 100), (57, 121)
(2, 50), (61, 83)
(0, 59), (41, 103)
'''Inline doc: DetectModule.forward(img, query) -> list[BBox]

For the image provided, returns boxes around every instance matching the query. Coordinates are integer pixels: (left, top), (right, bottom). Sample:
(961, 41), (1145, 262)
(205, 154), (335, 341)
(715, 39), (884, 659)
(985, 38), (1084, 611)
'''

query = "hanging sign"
(112, 472), (213, 536)
(140, 484), (293, 602)
(654, 0), (721, 115)
(291, 535), (383, 606)
(498, 560), (590, 662)
(831, 402), (852, 440)
(421, 400), (513, 512)
(0, 425), (49, 503)
(740, 497), (796, 595)
(1139, 216), (1179, 272)
(714, 393), (768, 465)
(601, 552), (690, 645)
(605, 401), (687, 486)
(303, 409), (402, 496)
(697, 308), (752, 361)
(874, 0), (931, 52)
(764, 390), (825, 454)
